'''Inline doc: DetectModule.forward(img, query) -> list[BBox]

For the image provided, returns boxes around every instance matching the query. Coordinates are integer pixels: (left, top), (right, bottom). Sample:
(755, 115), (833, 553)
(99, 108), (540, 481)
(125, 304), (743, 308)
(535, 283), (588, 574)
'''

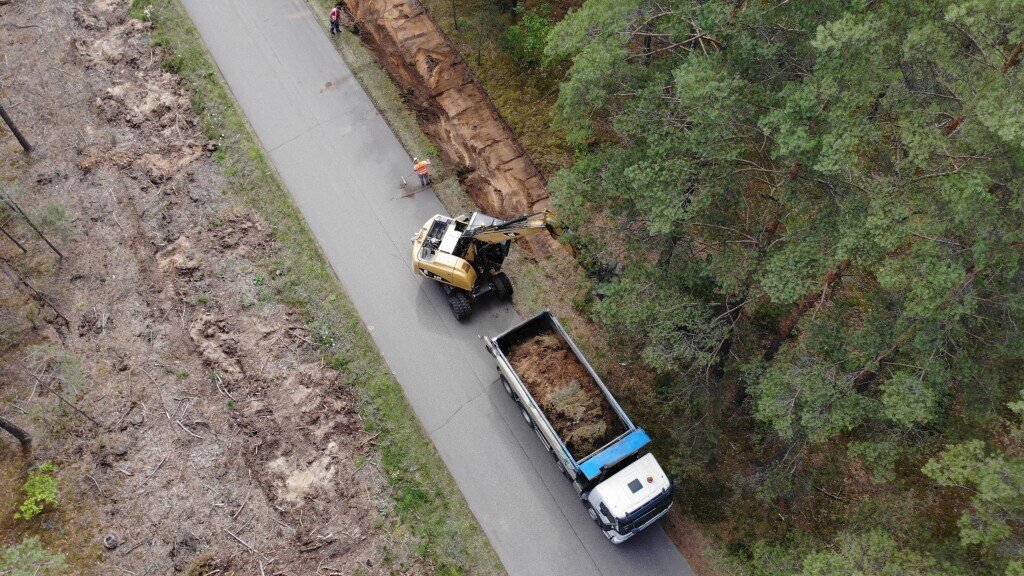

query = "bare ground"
(0, 1), (420, 573)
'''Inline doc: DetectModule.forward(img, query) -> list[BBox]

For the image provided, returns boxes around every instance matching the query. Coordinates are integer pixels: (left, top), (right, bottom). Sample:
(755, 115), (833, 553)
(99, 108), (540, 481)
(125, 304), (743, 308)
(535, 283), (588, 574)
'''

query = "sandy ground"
(0, 1), (418, 574)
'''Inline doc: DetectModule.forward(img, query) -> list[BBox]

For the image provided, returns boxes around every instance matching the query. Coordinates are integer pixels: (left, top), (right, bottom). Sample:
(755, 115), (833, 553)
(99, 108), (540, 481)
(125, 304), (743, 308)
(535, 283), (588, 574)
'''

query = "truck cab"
(585, 453), (673, 543)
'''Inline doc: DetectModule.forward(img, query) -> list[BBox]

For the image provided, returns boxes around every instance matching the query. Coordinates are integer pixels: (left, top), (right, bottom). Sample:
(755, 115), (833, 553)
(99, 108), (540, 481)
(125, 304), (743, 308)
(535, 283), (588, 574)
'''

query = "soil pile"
(339, 0), (556, 239)
(508, 333), (626, 458)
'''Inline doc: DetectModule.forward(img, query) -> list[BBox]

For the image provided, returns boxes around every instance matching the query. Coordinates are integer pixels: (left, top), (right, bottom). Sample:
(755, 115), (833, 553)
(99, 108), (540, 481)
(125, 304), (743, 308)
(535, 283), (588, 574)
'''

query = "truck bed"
(494, 312), (628, 461)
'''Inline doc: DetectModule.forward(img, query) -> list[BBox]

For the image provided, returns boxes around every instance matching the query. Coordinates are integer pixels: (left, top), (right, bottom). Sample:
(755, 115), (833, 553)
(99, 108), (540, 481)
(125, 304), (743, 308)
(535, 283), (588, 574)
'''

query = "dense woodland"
(497, 0), (1024, 573)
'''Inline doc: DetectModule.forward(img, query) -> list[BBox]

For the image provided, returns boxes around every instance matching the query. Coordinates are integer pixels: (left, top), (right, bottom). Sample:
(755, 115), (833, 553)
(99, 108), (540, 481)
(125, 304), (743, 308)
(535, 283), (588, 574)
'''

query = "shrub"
(0, 537), (65, 576)
(499, 4), (552, 68)
(14, 462), (58, 521)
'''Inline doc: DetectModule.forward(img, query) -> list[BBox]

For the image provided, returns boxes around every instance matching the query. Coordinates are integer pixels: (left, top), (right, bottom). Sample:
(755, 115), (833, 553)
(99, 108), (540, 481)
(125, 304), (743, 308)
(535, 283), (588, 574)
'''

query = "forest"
(491, 0), (1024, 573)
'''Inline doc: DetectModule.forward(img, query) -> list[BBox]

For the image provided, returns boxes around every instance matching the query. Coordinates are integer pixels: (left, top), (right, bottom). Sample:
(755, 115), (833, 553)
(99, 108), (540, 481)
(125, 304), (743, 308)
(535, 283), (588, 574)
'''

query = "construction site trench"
(338, 0), (551, 221)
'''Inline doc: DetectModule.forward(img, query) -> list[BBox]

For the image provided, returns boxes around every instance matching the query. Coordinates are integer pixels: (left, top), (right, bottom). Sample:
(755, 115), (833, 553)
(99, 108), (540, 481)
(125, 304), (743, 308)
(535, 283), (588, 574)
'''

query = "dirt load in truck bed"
(508, 333), (626, 459)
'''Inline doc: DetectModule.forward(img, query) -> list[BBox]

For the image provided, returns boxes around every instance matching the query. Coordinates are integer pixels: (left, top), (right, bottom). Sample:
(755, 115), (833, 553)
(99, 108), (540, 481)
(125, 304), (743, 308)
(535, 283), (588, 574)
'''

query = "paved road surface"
(179, 1), (694, 574)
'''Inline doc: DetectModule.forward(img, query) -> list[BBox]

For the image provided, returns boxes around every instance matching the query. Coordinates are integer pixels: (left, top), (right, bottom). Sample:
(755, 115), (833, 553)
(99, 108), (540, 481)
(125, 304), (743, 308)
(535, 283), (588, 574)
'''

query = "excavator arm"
(464, 210), (561, 245)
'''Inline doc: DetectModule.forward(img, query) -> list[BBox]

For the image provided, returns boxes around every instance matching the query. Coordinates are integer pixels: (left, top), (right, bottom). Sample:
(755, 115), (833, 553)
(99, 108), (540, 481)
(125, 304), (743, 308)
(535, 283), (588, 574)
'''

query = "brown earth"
(0, 1), (418, 574)
(507, 332), (625, 459)
(338, 0), (550, 221)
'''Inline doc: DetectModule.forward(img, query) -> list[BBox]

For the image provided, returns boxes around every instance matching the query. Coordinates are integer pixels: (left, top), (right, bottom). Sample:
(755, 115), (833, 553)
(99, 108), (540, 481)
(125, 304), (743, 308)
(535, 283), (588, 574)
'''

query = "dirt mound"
(340, 0), (552, 222)
(508, 333), (626, 458)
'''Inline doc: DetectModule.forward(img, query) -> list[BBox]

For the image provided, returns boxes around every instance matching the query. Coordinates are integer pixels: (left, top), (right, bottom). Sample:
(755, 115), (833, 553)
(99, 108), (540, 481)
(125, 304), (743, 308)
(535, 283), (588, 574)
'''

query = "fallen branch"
(0, 416), (31, 453)
(25, 370), (100, 427)
(1, 195), (62, 259)
(233, 489), (251, 520)
(138, 456), (167, 489)
(0, 258), (69, 324)
(86, 473), (105, 497)
(0, 103), (33, 153)
(212, 370), (236, 402)
(352, 432), (379, 450)
(0, 223), (27, 253)
(1002, 41), (1023, 73)
(286, 327), (316, 347)
(176, 419), (204, 439)
(110, 401), (138, 431)
(223, 527), (260, 556)
(298, 540), (331, 553)
(815, 485), (849, 502)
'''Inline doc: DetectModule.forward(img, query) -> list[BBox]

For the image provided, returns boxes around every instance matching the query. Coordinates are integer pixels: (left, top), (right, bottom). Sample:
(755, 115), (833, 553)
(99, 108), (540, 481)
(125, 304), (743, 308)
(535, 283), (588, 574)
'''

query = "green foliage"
(799, 530), (959, 576)
(499, 4), (553, 67)
(545, 0), (1024, 572)
(35, 202), (71, 242)
(922, 392), (1024, 570)
(14, 462), (58, 521)
(0, 537), (65, 576)
(726, 531), (959, 576)
(848, 440), (902, 485)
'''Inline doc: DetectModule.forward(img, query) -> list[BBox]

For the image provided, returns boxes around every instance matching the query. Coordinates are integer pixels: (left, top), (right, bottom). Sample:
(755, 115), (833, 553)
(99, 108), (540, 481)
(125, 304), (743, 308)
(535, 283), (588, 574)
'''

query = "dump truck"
(485, 310), (673, 543)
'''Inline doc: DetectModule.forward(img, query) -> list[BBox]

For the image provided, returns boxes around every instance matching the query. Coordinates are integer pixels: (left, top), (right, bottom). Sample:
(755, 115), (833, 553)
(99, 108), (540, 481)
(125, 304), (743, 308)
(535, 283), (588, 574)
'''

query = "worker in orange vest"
(413, 157), (432, 187)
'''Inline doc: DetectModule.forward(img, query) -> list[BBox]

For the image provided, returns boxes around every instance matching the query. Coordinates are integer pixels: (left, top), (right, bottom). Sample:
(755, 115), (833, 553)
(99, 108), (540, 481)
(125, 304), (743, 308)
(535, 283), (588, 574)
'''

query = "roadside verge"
(132, 1), (504, 573)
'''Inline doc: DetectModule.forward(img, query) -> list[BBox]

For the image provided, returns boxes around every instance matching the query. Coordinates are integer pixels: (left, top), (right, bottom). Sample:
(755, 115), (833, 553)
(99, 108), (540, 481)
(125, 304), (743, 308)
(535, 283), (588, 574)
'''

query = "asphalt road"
(179, 1), (694, 574)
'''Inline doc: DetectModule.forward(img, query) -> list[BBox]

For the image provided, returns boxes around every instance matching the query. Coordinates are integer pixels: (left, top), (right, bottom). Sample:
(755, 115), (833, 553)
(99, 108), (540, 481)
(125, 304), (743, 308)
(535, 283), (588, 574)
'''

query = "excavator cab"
(411, 210), (556, 320)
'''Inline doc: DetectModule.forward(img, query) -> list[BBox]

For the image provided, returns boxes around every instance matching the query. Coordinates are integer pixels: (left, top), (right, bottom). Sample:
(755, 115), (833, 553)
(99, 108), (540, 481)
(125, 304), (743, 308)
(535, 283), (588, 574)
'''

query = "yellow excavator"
(411, 210), (558, 320)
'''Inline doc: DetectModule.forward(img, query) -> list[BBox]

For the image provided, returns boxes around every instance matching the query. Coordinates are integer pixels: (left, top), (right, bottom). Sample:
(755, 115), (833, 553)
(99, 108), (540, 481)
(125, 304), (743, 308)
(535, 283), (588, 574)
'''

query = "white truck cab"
(586, 453), (673, 543)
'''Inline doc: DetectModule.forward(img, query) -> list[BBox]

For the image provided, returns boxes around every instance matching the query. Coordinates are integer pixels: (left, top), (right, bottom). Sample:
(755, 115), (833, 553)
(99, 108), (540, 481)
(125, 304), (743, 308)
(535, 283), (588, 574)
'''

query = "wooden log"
(0, 416), (32, 453)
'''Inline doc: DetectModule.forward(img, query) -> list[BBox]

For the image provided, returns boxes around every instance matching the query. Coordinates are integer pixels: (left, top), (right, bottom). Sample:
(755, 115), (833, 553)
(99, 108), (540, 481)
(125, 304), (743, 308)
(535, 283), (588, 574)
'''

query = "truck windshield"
(615, 484), (673, 533)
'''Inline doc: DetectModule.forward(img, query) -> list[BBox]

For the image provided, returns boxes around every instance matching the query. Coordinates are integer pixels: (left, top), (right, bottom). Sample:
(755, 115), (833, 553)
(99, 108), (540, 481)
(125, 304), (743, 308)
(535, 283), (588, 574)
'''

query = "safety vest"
(414, 160), (431, 175)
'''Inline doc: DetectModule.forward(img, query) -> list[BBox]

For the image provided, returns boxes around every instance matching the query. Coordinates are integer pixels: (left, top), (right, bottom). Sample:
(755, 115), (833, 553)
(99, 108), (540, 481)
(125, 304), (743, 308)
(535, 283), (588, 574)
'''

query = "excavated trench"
(339, 0), (551, 221)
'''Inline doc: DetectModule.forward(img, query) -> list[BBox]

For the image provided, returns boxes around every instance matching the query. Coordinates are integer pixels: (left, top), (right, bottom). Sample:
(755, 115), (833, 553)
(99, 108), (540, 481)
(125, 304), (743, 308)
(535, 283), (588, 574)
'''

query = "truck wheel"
(447, 292), (472, 321)
(585, 503), (606, 530)
(500, 375), (514, 398)
(519, 405), (533, 427)
(493, 272), (513, 300)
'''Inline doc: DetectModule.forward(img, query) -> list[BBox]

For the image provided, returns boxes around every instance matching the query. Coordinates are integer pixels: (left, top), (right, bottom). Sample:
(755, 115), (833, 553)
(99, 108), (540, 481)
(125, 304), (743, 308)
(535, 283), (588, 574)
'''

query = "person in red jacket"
(329, 3), (343, 35)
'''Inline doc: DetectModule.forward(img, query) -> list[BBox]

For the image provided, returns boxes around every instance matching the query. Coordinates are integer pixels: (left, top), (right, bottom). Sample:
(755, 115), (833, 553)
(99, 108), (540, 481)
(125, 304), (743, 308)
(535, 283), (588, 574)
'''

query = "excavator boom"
(464, 210), (558, 244)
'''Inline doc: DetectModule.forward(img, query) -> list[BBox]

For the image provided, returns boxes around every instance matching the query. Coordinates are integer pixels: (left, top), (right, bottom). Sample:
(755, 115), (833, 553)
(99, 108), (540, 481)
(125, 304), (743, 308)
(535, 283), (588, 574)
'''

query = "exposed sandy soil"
(507, 332), (625, 459)
(0, 1), (415, 574)
(337, 0), (552, 223)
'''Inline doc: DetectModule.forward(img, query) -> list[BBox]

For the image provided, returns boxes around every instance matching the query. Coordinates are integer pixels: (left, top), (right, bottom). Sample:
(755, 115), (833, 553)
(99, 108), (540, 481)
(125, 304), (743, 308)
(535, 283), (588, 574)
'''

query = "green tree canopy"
(545, 0), (1024, 572)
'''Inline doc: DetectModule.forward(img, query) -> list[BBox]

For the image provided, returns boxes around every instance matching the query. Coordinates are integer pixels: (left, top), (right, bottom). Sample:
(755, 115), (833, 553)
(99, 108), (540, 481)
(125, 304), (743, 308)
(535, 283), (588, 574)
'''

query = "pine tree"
(545, 0), (1024, 572)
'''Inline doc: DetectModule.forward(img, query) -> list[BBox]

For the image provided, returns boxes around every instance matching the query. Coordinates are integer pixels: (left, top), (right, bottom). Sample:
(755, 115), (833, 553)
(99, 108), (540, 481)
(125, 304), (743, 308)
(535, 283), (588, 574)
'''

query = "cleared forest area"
(0, 1), (501, 574)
